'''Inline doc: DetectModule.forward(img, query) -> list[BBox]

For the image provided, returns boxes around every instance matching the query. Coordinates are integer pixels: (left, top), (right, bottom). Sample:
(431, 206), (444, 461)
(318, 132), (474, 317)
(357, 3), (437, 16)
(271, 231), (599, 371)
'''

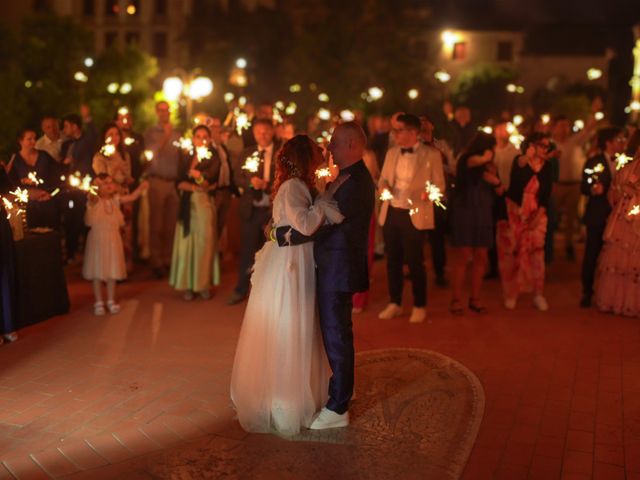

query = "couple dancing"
(230, 122), (375, 435)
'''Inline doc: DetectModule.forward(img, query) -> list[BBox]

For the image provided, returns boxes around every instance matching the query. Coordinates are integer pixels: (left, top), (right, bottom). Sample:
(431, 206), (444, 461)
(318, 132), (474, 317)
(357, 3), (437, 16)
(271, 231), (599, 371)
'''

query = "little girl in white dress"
(83, 174), (147, 315)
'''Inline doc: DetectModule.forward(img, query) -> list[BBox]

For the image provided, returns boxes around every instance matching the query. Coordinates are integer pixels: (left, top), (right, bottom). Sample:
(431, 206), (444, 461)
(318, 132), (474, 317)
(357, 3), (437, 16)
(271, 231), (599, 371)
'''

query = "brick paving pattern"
(0, 248), (639, 479)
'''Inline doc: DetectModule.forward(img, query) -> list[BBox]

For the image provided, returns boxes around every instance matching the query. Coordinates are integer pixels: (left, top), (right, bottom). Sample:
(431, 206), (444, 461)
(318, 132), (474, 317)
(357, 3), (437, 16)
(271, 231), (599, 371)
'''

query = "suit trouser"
(581, 224), (606, 298)
(317, 288), (354, 414)
(61, 191), (86, 259)
(554, 182), (581, 249)
(383, 206), (427, 307)
(429, 206), (447, 279)
(214, 189), (233, 239)
(148, 177), (179, 269)
(234, 206), (271, 296)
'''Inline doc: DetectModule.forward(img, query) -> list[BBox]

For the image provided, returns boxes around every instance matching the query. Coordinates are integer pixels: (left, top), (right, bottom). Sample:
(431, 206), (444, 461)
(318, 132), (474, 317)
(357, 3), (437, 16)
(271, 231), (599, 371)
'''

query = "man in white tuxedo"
(378, 114), (446, 323)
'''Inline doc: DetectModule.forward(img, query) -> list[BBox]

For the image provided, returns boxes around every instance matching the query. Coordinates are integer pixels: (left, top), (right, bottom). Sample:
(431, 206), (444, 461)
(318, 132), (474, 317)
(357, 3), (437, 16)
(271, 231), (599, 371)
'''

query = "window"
(153, 32), (168, 58)
(105, 31), (118, 48)
(83, 0), (95, 16)
(452, 42), (467, 60)
(126, 31), (140, 45)
(155, 0), (167, 16)
(105, 0), (119, 16)
(497, 41), (513, 62)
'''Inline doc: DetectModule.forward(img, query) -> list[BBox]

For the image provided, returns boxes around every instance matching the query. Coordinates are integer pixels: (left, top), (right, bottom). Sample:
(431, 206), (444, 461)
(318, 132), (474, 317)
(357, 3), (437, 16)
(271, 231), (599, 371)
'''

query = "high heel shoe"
(468, 298), (488, 314)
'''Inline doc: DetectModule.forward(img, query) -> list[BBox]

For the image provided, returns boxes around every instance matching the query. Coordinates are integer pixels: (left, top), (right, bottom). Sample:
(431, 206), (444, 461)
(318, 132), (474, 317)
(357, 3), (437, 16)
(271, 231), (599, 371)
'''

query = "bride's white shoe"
(309, 407), (349, 430)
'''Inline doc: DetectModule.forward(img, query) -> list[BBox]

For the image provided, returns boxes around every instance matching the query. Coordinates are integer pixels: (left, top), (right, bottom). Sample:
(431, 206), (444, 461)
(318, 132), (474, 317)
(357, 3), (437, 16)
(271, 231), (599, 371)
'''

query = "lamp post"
(162, 69), (213, 123)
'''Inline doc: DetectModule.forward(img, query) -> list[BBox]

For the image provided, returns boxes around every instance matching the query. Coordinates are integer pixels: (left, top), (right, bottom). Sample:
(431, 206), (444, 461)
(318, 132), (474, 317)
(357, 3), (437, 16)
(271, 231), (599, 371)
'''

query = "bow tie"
(400, 147), (414, 155)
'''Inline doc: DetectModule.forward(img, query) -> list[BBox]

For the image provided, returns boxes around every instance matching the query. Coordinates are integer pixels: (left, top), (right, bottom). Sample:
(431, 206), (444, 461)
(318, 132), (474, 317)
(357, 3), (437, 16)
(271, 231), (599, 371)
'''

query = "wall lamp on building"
(163, 70), (213, 121)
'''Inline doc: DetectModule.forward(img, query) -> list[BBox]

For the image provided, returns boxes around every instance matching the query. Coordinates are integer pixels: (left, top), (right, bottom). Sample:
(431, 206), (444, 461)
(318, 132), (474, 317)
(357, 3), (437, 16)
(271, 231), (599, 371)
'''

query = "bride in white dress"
(230, 135), (344, 436)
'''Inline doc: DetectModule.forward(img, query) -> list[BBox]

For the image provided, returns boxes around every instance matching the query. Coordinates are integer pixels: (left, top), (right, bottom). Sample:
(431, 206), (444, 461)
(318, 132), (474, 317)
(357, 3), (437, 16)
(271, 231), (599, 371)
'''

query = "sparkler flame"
(242, 151), (262, 173)
(10, 188), (29, 203)
(315, 167), (331, 179)
(173, 137), (194, 154)
(425, 181), (447, 210)
(27, 172), (44, 185)
(615, 153), (632, 171)
(143, 150), (154, 162)
(628, 204), (640, 216)
(379, 188), (394, 201)
(195, 145), (212, 162)
(124, 137), (135, 146)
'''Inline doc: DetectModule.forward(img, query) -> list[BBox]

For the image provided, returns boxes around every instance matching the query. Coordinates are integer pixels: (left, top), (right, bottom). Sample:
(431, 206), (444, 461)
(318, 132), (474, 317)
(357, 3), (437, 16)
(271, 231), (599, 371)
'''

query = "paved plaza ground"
(0, 247), (639, 479)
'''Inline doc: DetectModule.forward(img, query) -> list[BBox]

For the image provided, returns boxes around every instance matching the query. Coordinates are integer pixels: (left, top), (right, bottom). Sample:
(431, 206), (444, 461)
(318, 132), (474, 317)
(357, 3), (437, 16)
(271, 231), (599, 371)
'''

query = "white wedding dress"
(230, 178), (343, 436)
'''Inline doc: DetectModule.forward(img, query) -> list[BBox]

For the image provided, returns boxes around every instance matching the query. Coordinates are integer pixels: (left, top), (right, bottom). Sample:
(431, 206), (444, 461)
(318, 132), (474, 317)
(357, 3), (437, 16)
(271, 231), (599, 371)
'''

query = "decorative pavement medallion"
(71, 349), (484, 479)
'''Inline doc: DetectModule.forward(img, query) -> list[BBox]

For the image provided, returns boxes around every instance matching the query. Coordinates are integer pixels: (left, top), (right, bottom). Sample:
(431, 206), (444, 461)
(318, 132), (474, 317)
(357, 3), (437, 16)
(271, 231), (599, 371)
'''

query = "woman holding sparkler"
(231, 134), (344, 435)
(449, 132), (502, 315)
(594, 130), (640, 317)
(92, 124), (135, 272)
(169, 125), (220, 300)
(497, 132), (554, 311)
(7, 128), (61, 228)
(0, 168), (18, 344)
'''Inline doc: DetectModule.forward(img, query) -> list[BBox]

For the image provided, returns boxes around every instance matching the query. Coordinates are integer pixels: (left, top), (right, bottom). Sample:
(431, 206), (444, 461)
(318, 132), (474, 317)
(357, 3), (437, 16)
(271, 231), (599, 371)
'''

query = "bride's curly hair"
(271, 135), (320, 201)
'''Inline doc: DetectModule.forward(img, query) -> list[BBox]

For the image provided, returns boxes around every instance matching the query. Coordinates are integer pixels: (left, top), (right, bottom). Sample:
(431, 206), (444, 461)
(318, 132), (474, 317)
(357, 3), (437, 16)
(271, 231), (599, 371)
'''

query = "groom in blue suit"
(274, 122), (375, 429)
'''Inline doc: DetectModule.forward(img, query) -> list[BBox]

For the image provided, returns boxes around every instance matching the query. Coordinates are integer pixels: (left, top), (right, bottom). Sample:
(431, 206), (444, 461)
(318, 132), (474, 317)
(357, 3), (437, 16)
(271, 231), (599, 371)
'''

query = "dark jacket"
(234, 142), (280, 220)
(506, 155), (554, 209)
(581, 153), (613, 228)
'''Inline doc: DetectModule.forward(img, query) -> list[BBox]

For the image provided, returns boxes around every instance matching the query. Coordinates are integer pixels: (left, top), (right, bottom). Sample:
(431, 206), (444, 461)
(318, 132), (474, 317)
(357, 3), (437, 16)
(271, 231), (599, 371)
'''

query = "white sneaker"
(378, 303), (402, 320)
(106, 301), (121, 314)
(504, 298), (517, 310)
(409, 307), (426, 323)
(533, 295), (549, 311)
(309, 407), (349, 430)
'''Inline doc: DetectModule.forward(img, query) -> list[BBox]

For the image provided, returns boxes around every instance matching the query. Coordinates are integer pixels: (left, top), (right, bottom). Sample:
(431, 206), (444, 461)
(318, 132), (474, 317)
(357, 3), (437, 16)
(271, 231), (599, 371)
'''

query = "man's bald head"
(329, 121), (367, 168)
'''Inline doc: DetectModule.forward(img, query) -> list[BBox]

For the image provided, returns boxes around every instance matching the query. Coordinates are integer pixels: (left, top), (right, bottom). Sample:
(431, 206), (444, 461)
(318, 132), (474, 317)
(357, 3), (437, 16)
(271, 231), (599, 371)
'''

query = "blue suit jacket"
(276, 160), (375, 293)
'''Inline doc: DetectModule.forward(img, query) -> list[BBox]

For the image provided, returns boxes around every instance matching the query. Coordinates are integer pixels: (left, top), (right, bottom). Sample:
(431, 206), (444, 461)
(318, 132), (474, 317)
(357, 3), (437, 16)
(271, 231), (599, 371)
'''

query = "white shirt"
(390, 143), (420, 210)
(253, 143), (274, 207)
(213, 141), (230, 187)
(35, 135), (63, 162)
(555, 132), (590, 183)
(494, 143), (519, 190)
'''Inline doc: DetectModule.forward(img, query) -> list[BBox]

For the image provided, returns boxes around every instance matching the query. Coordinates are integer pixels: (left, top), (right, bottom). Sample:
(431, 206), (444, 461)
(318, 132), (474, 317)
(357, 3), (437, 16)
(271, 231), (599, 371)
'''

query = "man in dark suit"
(580, 127), (625, 307)
(273, 122), (375, 429)
(209, 117), (238, 238)
(227, 119), (279, 305)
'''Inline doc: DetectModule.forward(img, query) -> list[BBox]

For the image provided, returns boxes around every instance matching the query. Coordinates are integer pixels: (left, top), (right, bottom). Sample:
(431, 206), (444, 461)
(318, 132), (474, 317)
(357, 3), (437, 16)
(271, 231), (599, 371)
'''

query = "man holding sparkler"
(377, 114), (446, 324)
(227, 119), (279, 305)
(580, 127), (625, 308)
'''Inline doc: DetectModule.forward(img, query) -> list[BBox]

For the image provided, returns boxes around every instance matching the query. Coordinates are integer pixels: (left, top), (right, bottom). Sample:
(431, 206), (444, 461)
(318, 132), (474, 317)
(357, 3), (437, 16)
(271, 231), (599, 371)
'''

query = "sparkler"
(615, 153), (633, 171)
(584, 163), (605, 185)
(379, 188), (394, 201)
(10, 188), (29, 204)
(27, 172), (44, 185)
(315, 167), (331, 179)
(629, 204), (640, 217)
(425, 181), (447, 210)
(173, 137), (194, 154)
(143, 150), (154, 162)
(100, 137), (116, 157)
(2, 197), (15, 220)
(50, 188), (60, 197)
(68, 172), (97, 195)
(235, 110), (251, 135)
(124, 137), (135, 146)
(242, 151), (262, 173)
(195, 145), (212, 162)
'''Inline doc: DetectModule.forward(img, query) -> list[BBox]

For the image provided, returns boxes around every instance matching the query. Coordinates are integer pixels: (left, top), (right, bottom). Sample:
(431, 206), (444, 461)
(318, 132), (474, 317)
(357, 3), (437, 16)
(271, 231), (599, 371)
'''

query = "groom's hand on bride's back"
(274, 226), (313, 247)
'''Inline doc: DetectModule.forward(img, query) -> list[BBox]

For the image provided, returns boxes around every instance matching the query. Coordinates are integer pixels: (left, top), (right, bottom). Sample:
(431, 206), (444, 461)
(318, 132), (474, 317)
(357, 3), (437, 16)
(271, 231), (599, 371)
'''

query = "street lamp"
(162, 70), (214, 122)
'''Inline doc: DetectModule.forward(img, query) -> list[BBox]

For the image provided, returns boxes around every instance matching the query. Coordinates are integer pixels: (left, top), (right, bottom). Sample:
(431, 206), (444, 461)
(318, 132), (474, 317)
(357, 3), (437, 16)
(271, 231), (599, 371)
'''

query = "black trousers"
(429, 206), (447, 279)
(234, 206), (271, 297)
(60, 191), (87, 259)
(581, 224), (606, 298)
(383, 206), (426, 307)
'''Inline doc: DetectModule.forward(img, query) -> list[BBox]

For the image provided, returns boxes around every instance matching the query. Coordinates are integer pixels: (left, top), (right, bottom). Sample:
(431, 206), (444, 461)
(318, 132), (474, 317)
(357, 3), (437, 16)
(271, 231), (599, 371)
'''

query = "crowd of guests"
(1, 97), (640, 345)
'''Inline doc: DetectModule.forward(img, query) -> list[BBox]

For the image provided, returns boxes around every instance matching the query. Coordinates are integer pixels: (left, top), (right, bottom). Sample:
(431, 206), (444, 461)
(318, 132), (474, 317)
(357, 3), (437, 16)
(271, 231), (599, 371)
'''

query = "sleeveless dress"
(82, 197), (126, 281)
(230, 178), (343, 436)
